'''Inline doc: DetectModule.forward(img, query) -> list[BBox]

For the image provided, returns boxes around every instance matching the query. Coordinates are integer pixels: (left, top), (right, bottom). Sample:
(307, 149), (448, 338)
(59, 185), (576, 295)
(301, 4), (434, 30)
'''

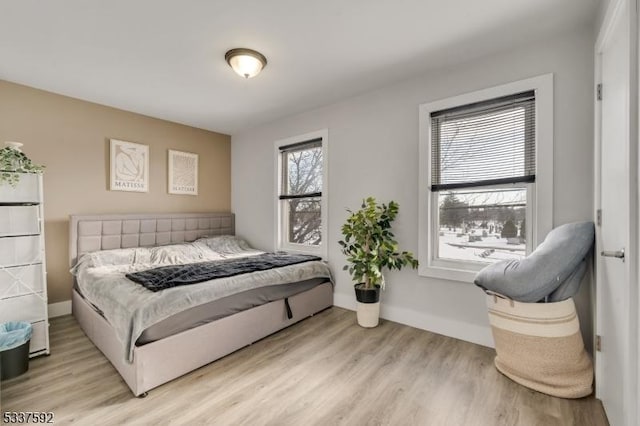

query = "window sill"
(418, 264), (480, 284)
(277, 243), (325, 259)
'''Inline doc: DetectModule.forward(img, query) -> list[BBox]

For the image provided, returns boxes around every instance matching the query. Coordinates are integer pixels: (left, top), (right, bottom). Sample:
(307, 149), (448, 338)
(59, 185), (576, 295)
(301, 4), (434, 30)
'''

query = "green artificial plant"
(0, 147), (45, 187)
(339, 197), (418, 290)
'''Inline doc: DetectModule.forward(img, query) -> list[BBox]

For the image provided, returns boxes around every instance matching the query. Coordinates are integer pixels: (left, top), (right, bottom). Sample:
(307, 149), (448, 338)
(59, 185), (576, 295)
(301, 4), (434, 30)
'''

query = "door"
(595, 1), (638, 425)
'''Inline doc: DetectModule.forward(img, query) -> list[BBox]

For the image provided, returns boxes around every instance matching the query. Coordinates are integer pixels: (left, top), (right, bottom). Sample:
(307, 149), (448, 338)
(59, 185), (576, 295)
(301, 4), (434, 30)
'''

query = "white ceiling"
(0, 0), (599, 135)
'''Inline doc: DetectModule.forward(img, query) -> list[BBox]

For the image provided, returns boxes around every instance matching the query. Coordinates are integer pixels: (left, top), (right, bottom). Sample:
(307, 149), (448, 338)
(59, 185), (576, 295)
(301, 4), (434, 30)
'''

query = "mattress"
(76, 278), (328, 345)
(137, 278), (328, 344)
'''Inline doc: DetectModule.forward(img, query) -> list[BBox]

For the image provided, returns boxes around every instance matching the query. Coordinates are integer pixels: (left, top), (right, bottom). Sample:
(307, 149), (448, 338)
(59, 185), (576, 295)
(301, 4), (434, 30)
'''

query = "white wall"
(232, 25), (595, 348)
(597, 0), (613, 31)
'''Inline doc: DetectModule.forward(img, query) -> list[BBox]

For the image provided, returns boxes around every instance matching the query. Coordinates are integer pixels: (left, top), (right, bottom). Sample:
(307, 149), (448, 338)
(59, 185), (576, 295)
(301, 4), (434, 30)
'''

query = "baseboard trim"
(333, 292), (494, 348)
(47, 295), (494, 346)
(48, 300), (72, 318)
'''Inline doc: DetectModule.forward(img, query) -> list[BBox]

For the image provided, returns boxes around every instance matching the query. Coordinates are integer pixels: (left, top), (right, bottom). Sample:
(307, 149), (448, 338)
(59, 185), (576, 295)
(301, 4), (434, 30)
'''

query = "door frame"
(636, 4), (640, 424)
(594, 0), (639, 424)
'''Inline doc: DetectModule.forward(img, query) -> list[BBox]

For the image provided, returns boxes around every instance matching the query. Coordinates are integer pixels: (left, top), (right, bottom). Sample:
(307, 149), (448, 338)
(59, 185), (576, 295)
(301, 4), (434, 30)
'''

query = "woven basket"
(486, 293), (593, 398)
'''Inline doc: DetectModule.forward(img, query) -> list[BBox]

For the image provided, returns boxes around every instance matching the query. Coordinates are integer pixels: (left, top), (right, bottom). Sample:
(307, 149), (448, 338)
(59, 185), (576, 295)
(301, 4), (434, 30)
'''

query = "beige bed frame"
(69, 213), (333, 397)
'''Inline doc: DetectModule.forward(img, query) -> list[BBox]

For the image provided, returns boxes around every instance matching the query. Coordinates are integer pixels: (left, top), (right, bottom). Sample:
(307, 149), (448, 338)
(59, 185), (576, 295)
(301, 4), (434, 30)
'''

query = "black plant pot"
(354, 283), (380, 304)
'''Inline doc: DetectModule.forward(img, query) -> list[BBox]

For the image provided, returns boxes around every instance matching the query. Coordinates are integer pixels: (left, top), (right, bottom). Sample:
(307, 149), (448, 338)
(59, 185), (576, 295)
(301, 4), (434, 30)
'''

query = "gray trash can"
(0, 321), (32, 380)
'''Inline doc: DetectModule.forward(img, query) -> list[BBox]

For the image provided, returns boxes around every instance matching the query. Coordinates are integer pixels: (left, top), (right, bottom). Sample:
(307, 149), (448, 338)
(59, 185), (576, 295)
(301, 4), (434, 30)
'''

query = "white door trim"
(594, 1), (639, 424)
(636, 3), (640, 424)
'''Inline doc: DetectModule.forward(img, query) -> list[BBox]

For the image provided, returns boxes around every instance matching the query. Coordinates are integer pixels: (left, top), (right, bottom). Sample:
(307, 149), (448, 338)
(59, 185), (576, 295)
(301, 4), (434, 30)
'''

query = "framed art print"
(110, 139), (149, 192)
(168, 149), (198, 195)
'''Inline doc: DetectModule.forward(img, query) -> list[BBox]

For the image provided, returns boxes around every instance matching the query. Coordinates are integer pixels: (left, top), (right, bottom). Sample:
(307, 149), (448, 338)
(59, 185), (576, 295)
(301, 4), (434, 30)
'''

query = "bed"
(69, 212), (333, 397)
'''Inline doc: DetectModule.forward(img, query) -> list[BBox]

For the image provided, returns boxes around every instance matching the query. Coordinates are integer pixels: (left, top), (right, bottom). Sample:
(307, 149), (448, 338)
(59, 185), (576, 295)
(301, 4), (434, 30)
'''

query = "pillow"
(474, 222), (594, 302)
(71, 247), (143, 275)
(196, 235), (254, 254)
(85, 248), (140, 267)
(148, 243), (217, 265)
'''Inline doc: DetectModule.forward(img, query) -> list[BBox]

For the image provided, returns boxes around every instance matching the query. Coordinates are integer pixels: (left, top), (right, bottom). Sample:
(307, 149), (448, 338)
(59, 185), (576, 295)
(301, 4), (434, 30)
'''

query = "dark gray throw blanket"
(126, 252), (322, 292)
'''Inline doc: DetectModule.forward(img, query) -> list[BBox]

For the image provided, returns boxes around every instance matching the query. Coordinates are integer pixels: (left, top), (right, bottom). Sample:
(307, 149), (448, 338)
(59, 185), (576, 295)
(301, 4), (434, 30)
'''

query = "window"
(275, 130), (328, 256)
(418, 75), (553, 282)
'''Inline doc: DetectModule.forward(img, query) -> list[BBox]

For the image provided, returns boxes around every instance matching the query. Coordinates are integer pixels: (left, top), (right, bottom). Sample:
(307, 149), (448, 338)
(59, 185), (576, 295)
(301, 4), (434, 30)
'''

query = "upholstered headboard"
(69, 212), (235, 266)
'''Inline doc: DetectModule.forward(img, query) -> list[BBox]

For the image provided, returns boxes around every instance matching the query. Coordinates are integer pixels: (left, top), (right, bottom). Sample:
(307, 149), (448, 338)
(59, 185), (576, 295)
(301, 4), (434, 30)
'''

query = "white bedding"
(71, 236), (333, 362)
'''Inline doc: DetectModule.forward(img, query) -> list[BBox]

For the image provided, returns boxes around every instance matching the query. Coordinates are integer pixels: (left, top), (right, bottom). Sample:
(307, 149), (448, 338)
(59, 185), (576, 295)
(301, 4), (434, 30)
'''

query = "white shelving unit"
(0, 173), (49, 357)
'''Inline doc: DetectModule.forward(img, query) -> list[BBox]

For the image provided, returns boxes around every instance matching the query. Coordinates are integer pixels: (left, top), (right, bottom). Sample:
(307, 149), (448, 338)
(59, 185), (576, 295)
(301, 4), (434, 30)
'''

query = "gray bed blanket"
(474, 222), (594, 302)
(126, 253), (321, 292)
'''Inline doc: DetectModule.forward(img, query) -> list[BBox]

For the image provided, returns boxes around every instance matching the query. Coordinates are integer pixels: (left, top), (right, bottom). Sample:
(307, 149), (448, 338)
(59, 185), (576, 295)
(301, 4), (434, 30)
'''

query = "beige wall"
(0, 80), (231, 303)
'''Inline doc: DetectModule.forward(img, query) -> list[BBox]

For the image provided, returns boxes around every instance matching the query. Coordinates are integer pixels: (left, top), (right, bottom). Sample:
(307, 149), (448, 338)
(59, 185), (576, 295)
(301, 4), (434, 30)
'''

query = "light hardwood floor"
(1, 308), (607, 425)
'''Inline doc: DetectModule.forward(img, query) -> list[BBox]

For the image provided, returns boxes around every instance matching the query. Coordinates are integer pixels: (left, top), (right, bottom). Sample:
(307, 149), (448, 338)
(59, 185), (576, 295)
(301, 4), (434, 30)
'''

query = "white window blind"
(431, 91), (535, 191)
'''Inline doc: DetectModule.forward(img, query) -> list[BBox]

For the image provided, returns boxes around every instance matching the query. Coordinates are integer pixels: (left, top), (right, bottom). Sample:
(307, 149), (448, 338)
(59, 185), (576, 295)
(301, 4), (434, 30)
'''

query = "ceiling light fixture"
(225, 48), (267, 79)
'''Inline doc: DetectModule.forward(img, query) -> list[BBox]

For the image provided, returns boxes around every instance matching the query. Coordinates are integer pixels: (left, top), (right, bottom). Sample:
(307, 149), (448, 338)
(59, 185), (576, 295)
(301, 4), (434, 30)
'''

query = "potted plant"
(0, 142), (44, 186)
(339, 197), (418, 327)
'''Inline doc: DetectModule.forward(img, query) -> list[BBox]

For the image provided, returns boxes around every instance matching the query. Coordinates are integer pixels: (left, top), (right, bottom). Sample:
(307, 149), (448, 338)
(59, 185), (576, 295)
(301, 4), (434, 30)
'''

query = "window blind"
(279, 138), (322, 200)
(430, 91), (535, 191)
(279, 138), (322, 153)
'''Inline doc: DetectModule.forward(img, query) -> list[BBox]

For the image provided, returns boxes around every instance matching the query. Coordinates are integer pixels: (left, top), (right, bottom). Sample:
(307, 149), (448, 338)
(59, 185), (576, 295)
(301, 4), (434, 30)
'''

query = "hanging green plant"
(0, 146), (45, 187)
